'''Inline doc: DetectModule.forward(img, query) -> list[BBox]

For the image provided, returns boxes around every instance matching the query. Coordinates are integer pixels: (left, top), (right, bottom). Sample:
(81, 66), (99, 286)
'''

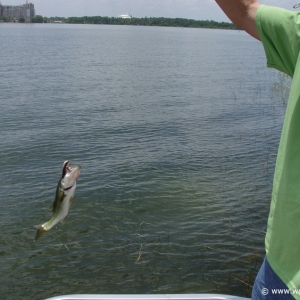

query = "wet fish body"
(34, 161), (81, 240)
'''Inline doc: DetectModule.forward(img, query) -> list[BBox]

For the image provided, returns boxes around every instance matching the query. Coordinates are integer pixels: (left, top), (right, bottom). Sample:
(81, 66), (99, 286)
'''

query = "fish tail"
(34, 224), (47, 240)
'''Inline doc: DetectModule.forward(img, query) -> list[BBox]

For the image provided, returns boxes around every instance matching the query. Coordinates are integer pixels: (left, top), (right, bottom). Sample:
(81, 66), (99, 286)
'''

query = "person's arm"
(215, 0), (261, 40)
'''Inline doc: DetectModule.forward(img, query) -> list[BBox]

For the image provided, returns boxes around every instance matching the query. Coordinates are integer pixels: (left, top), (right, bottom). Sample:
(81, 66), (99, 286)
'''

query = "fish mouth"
(62, 161), (81, 178)
(62, 161), (70, 179)
(61, 161), (81, 190)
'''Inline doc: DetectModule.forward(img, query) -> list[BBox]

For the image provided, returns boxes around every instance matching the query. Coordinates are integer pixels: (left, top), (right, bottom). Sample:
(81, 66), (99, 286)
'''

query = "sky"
(1, 0), (299, 20)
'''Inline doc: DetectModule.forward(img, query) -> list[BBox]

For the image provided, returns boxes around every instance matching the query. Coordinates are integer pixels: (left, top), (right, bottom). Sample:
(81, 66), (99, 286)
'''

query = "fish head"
(60, 160), (81, 191)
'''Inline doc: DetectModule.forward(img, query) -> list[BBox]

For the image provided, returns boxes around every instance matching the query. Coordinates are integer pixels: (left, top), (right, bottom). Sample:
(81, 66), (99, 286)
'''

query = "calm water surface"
(0, 23), (288, 299)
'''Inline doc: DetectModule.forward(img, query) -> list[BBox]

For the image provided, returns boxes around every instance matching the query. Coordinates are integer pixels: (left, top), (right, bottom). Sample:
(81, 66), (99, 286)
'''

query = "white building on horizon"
(118, 13), (132, 19)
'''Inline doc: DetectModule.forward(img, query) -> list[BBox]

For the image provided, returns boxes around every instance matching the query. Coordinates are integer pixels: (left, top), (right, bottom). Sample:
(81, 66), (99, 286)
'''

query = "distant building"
(118, 13), (132, 19)
(0, 2), (3, 19)
(1, 1), (35, 23)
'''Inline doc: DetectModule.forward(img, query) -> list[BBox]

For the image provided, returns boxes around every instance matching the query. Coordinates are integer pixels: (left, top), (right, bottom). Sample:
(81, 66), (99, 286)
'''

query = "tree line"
(65, 16), (239, 29)
(25, 15), (239, 30)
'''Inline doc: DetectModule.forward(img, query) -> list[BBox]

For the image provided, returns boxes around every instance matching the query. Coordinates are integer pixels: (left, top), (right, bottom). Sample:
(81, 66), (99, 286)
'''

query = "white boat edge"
(44, 294), (250, 300)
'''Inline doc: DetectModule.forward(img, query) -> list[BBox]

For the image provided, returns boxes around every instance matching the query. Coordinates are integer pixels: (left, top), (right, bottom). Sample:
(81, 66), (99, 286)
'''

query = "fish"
(34, 160), (81, 240)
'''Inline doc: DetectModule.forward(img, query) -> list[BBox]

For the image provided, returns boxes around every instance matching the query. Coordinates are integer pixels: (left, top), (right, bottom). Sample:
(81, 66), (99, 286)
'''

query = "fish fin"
(60, 216), (67, 224)
(60, 193), (67, 202)
(51, 186), (66, 213)
(69, 196), (74, 205)
(34, 224), (47, 240)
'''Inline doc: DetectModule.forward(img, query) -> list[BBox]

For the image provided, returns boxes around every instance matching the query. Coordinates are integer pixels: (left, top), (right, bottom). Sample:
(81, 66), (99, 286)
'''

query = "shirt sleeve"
(256, 5), (300, 77)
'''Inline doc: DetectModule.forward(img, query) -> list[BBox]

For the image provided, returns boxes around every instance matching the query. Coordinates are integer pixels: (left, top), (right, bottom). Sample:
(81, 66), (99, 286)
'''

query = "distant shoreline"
(32, 15), (240, 30)
(66, 17), (239, 30)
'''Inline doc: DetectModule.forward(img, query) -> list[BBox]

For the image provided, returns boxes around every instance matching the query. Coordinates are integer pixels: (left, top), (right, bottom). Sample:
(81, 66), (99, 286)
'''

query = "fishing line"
(58, 239), (70, 250)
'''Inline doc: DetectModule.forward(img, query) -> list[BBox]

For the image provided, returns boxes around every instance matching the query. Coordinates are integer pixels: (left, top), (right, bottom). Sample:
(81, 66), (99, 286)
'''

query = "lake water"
(0, 23), (289, 299)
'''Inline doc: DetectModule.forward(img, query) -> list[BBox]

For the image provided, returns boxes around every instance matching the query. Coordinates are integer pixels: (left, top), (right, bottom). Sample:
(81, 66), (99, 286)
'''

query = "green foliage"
(31, 15), (44, 23)
(19, 16), (25, 23)
(1, 16), (8, 22)
(46, 16), (67, 23)
(64, 16), (239, 30)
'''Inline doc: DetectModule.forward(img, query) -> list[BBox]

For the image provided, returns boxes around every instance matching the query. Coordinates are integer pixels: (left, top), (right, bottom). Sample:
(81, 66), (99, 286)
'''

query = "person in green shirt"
(215, 1), (300, 299)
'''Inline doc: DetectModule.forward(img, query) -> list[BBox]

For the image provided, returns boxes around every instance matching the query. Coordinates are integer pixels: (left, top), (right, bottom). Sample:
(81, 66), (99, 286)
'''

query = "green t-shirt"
(256, 4), (300, 294)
